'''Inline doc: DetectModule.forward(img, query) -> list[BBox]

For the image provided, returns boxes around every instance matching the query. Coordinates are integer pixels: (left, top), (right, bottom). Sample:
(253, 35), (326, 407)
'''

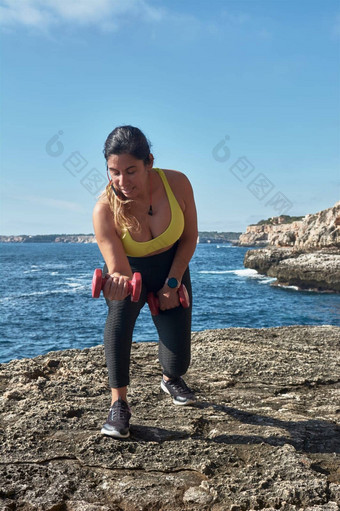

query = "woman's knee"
(162, 354), (191, 378)
(159, 337), (191, 377)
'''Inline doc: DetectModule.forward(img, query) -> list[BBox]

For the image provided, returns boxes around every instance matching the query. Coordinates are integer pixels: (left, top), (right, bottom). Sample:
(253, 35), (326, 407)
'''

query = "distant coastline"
(2, 212), (322, 245)
(0, 232), (242, 244)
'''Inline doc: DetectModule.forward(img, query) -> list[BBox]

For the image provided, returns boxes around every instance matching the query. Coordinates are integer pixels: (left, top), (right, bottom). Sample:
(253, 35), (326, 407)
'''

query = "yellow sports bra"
(121, 168), (185, 257)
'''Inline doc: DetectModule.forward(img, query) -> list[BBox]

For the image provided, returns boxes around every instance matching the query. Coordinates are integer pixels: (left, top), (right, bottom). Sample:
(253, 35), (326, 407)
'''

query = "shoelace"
(168, 378), (192, 396)
(110, 401), (130, 420)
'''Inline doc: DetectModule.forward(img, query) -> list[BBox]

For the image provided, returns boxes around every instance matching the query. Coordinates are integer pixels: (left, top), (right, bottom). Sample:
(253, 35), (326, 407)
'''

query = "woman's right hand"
(103, 273), (131, 301)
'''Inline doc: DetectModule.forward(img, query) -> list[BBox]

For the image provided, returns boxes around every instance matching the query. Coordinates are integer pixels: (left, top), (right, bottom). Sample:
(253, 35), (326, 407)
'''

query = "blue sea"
(1, 242), (339, 364)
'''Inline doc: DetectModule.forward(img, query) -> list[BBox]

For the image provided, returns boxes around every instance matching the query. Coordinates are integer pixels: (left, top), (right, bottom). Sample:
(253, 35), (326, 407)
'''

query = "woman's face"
(107, 153), (153, 199)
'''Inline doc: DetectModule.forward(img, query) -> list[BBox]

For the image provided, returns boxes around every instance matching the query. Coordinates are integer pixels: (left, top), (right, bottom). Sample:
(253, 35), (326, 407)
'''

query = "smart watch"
(165, 277), (179, 289)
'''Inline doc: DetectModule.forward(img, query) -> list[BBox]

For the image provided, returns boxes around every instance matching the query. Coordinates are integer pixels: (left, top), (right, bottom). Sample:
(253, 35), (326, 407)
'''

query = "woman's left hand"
(157, 285), (180, 311)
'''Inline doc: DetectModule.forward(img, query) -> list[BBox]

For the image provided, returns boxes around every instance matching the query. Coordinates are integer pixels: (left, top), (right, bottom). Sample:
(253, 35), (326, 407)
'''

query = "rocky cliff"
(1, 325), (340, 511)
(241, 203), (340, 292)
(237, 202), (340, 249)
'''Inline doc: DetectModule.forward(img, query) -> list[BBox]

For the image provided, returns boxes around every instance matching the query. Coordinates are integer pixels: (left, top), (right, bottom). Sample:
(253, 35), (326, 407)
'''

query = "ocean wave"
(277, 284), (300, 291)
(40, 263), (68, 269)
(216, 245), (237, 249)
(0, 285), (89, 302)
(65, 282), (86, 288)
(199, 270), (236, 274)
(232, 270), (280, 286)
(198, 269), (279, 284)
(199, 269), (259, 276)
(258, 277), (278, 284)
(22, 263), (70, 273)
(233, 269), (260, 277)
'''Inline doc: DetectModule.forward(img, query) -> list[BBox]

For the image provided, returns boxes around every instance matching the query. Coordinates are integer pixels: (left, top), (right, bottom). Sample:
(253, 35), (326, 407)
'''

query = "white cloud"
(0, 1), (49, 28)
(0, 1), (241, 45)
(0, 0), (165, 32)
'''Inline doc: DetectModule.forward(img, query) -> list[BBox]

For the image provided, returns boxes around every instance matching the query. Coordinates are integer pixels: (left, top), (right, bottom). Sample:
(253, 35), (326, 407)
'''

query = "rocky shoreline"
(0, 232), (241, 244)
(241, 202), (340, 293)
(0, 234), (97, 243)
(244, 247), (340, 293)
(1, 325), (339, 510)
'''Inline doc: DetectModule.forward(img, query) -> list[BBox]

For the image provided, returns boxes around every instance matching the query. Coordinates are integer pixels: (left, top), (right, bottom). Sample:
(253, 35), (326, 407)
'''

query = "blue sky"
(1, 0), (339, 235)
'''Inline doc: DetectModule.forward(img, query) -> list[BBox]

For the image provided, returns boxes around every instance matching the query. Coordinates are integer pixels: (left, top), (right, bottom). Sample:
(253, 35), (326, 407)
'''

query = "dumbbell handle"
(147, 284), (190, 316)
(92, 269), (142, 302)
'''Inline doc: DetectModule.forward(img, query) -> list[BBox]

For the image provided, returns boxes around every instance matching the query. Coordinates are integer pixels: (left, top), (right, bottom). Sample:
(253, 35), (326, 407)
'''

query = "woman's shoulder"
(94, 190), (110, 207)
(93, 196), (111, 217)
(158, 168), (189, 185)
(93, 197), (122, 238)
(159, 168), (192, 192)
(158, 167), (185, 177)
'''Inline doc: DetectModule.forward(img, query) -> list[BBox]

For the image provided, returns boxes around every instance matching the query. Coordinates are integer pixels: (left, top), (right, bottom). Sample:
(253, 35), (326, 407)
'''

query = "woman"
(93, 125), (198, 438)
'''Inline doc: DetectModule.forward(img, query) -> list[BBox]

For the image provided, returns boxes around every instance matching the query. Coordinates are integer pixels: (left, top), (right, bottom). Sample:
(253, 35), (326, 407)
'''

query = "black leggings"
(103, 243), (192, 388)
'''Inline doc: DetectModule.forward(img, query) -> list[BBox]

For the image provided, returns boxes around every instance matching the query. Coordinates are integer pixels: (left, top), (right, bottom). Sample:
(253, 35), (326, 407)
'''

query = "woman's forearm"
(166, 235), (197, 283)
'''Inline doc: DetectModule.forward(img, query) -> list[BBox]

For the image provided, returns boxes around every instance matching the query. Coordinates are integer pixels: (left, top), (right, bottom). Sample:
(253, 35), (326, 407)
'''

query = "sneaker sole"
(100, 427), (130, 439)
(160, 380), (196, 406)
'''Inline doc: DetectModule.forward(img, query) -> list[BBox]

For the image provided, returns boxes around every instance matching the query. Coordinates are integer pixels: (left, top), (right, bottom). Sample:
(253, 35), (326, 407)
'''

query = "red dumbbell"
(147, 284), (190, 316)
(92, 269), (142, 302)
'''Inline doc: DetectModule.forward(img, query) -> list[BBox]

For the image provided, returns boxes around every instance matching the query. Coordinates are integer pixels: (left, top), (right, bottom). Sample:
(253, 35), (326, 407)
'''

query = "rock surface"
(244, 247), (340, 292)
(1, 325), (340, 511)
(237, 202), (340, 249)
(241, 203), (340, 292)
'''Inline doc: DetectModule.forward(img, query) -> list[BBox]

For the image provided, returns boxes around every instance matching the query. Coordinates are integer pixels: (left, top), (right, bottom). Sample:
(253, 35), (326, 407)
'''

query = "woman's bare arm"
(168, 173), (198, 281)
(92, 202), (132, 299)
(157, 172), (198, 309)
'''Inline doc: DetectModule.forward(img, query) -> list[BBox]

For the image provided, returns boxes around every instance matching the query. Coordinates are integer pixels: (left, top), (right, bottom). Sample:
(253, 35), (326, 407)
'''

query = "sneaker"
(161, 377), (196, 406)
(100, 397), (131, 438)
